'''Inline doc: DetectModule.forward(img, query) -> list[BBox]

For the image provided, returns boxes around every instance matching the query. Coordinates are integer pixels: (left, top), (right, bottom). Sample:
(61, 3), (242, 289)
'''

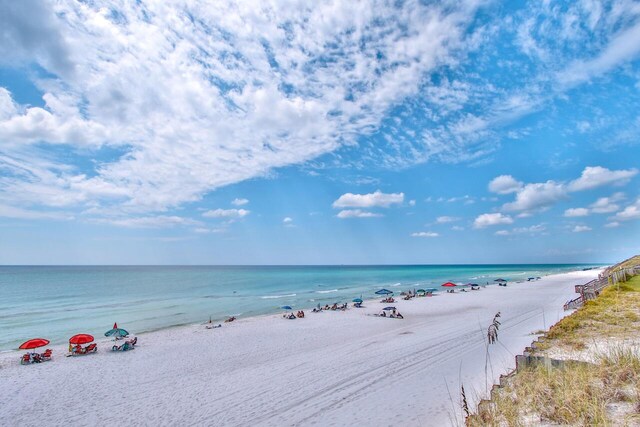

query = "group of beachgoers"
(375, 308), (404, 319)
(283, 310), (306, 319)
(18, 325), (138, 365)
(312, 302), (349, 312)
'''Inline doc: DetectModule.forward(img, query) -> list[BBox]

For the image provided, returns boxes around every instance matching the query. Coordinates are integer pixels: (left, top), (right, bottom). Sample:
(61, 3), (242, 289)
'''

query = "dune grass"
(467, 274), (640, 426)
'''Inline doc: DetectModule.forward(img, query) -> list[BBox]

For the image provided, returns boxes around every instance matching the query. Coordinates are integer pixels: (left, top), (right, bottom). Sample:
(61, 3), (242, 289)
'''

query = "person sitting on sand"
(300, 310), (305, 318)
(225, 316), (236, 323)
(324, 305), (330, 310)
(74, 344), (82, 354)
(331, 303), (337, 310)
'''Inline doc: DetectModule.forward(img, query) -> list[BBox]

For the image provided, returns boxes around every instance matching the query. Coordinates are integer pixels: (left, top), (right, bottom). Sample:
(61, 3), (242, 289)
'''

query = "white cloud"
(202, 208), (250, 219)
(411, 231), (439, 238)
(283, 217), (293, 223)
(495, 224), (546, 236)
(93, 215), (201, 229)
(333, 190), (404, 209)
(558, 21), (640, 88)
(0, 204), (73, 220)
(568, 166), (638, 192)
(572, 225), (592, 233)
(589, 192), (624, 214)
(503, 181), (566, 212)
(194, 227), (225, 234)
(436, 216), (460, 223)
(0, 0), (484, 217)
(604, 221), (619, 228)
(488, 175), (523, 194)
(336, 209), (382, 219)
(473, 213), (513, 229)
(564, 208), (589, 217)
(451, 225), (464, 231)
(231, 198), (249, 206)
(612, 198), (640, 221)
(408, 200), (416, 207)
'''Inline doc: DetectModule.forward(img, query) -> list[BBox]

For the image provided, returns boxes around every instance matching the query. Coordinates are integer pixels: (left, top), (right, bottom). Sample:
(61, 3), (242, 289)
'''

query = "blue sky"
(0, 0), (639, 265)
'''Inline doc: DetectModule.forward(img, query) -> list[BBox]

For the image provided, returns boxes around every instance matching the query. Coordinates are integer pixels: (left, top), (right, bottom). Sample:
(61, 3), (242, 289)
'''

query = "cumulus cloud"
(282, 217), (294, 227)
(202, 208), (250, 219)
(488, 175), (523, 194)
(568, 166), (638, 192)
(564, 208), (589, 217)
(231, 198), (249, 206)
(473, 213), (513, 229)
(572, 225), (592, 233)
(333, 191), (404, 209)
(604, 221), (619, 228)
(612, 198), (640, 221)
(411, 231), (439, 238)
(589, 192), (625, 214)
(502, 181), (566, 212)
(336, 209), (382, 219)
(498, 168), (636, 216)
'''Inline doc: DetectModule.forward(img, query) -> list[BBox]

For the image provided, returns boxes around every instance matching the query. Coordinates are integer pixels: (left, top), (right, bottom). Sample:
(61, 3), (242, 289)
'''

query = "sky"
(0, 0), (639, 265)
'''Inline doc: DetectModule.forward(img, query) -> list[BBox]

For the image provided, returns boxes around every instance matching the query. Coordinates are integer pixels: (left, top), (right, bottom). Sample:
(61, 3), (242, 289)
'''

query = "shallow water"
(0, 264), (600, 350)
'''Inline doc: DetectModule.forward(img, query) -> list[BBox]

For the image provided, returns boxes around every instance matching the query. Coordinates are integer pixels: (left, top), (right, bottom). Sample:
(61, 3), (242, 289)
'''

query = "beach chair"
(41, 349), (52, 360)
(84, 343), (98, 353)
(20, 353), (31, 365)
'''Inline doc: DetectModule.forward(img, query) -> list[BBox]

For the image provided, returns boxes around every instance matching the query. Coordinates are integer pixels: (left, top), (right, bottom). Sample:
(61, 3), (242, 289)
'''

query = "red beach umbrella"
(69, 334), (94, 344)
(441, 282), (457, 287)
(19, 338), (50, 350)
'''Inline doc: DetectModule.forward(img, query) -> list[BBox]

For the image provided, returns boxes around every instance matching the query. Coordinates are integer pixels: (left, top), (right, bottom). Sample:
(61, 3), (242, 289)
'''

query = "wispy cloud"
(202, 208), (250, 219)
(336, 209), (383, 219)
(411, 231), (439, 238)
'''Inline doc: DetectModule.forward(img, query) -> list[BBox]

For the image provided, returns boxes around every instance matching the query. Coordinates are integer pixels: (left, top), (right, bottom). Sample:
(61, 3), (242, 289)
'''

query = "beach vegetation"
(468, 269), (640, 426)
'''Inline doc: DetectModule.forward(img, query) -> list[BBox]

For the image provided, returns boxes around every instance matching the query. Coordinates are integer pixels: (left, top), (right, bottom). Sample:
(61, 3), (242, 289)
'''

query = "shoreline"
(0, 268), (602, 426)
(0, 264), (600, 352)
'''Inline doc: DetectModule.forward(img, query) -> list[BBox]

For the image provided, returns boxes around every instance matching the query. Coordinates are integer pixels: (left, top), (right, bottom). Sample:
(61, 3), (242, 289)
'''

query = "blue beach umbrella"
(352, 298), (363, 303)
(375, 289), (393, 295)
(105, 322), (129, 338)
(281, 306), (293, 310)
(382, 306), (396, 311)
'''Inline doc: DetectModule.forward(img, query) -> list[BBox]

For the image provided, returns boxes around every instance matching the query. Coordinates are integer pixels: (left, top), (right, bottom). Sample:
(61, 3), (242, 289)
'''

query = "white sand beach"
(0, 269), (601, 426)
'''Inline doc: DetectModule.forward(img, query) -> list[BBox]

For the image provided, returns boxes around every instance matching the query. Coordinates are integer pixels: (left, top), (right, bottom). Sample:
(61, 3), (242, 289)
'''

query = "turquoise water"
(0, 264), (601, 350)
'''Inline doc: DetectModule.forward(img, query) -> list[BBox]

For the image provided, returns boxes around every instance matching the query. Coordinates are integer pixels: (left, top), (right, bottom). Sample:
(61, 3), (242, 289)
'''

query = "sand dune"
(0, 269), (600, 426)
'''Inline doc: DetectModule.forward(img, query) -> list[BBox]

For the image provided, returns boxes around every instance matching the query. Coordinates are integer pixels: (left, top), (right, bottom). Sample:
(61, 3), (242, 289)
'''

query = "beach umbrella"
(416, 289), (426, 293)
(494, 278), (507, 283)
(466, 283), (479, 287)
(104, 322), (129, 338)
(375, 289), (393, 295)
(382, 306), (396, 311)
(426, 288), (437, 292)
(441, 282), (457, 287)
(281, 306), (293, 310)
(352, 298), (363, 303)
(19, 338), (49, 350)
(69, 334), (94, 345)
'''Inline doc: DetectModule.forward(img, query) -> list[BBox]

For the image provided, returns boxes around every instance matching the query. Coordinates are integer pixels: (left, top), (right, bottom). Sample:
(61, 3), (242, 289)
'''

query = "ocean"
(0, 264), (601, 350)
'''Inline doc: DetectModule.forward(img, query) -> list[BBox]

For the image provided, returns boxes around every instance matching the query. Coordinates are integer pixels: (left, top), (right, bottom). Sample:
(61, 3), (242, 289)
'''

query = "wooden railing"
(563, 265), (639, 311)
